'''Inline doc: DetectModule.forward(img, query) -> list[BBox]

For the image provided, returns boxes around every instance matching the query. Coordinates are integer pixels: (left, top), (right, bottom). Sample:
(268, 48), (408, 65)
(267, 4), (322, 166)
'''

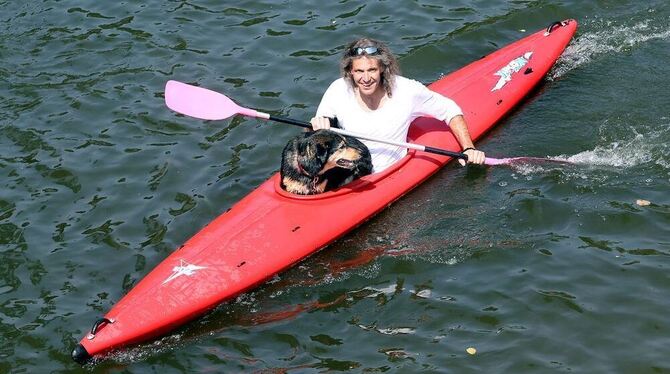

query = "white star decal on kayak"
(162, 259), (207, 285)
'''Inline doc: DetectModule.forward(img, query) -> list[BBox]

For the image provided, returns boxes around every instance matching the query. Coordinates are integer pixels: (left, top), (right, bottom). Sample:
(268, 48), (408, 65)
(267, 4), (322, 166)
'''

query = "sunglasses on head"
(350, 46), (379, 56)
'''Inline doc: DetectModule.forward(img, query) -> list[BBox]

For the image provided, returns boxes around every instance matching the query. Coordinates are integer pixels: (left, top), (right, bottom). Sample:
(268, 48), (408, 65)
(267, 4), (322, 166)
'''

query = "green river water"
(1, 1), (669, 372)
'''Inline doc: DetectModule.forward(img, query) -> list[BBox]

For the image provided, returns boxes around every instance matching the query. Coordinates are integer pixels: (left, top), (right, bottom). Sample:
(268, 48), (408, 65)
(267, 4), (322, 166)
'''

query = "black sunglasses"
(350, 46), (379, 56)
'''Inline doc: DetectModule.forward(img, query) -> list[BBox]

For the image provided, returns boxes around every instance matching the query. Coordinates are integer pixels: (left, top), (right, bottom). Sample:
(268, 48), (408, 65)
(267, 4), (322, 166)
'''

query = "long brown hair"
(340, 38), (401, 97)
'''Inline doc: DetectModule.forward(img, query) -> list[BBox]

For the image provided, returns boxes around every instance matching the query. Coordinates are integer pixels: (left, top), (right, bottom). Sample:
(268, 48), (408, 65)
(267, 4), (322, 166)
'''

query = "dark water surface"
(2, 1), (669, 372)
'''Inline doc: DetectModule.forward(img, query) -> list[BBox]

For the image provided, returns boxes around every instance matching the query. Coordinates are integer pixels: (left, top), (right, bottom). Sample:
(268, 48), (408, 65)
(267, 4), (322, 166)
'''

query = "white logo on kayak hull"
(492, 52), (533, 91)
(163, 259), (207, 284)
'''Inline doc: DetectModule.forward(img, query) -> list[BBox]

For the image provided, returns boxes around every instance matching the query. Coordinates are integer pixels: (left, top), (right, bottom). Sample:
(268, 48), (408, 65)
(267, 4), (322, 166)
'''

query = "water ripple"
(551, 17), (670, 80)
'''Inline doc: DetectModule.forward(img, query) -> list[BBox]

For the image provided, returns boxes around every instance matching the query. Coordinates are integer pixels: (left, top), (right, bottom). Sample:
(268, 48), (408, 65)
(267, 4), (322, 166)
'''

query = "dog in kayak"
(280, 130), (373, 195)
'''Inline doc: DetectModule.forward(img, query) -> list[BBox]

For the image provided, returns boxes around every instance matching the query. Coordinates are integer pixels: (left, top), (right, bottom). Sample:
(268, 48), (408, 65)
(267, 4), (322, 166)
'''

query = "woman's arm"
(448, 115), (486, 165)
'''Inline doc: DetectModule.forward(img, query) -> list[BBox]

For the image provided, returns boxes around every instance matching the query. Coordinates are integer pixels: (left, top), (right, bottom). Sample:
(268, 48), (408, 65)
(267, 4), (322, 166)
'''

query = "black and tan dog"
(280, 130), (373, 195)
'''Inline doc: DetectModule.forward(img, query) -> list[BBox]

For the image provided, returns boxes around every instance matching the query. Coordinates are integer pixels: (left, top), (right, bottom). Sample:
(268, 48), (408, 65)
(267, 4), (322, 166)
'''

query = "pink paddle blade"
(484, 156), (573, 166)
(484, 157), (515, 166)
(165, 80), (262, 121)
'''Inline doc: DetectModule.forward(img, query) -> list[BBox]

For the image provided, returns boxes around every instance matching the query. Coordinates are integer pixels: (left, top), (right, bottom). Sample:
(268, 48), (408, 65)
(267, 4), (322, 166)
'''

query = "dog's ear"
(302, 141), (323, 160)
(306, 142), (333, 176)
(315, 142), (329, 158)
(296, 136), (311, 157)
(311, 142), (331, 165)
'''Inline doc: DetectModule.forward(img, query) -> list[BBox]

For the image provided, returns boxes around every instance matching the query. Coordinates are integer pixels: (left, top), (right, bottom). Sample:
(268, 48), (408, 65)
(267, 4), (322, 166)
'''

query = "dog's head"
(297, 130), (366, 176)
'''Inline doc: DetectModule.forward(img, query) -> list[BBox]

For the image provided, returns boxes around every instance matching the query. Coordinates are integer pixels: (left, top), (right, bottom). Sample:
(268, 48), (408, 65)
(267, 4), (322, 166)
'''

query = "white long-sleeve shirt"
(316, 76), (463, 172)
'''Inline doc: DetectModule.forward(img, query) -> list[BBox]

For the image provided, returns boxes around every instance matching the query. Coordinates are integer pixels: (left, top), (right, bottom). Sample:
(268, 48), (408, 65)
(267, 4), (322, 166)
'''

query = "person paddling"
(310, 38), (485, 172)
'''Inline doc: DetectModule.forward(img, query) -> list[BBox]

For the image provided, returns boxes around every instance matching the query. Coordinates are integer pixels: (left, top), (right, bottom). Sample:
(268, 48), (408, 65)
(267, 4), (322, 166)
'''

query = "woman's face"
(350, 56), (382, 98)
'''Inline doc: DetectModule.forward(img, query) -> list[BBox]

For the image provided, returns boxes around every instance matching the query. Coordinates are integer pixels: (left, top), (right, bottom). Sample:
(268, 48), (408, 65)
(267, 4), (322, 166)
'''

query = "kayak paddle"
(164, 80), (569, 166)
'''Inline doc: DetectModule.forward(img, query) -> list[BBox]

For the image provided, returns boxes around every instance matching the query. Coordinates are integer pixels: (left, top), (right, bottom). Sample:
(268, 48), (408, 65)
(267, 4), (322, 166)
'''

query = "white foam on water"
(550, 19), (670, 80)
(95, 332), (185, 365)
(562, 140), (651, 168)
(564, 124), (669, 169)
(511, 122), (670, 182)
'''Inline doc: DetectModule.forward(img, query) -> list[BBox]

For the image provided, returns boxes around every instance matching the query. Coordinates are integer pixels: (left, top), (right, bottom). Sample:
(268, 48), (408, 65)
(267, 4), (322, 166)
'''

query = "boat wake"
(564, 121), (669, 169)
(549, 18), (670, 80)
(560, 140), (656, 168)
(510, 120), (670, 179)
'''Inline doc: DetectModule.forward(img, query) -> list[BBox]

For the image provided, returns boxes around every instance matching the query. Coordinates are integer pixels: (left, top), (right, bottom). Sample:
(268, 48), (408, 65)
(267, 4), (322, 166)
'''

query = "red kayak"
(72, 20), (577, 363)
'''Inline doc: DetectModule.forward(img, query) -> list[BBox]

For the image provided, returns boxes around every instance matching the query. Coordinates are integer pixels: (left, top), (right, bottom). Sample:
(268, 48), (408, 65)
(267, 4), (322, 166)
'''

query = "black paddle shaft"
(424, 146), (468, 160)
(267, 115), (468, 161)
(268, 115), (339, 128)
